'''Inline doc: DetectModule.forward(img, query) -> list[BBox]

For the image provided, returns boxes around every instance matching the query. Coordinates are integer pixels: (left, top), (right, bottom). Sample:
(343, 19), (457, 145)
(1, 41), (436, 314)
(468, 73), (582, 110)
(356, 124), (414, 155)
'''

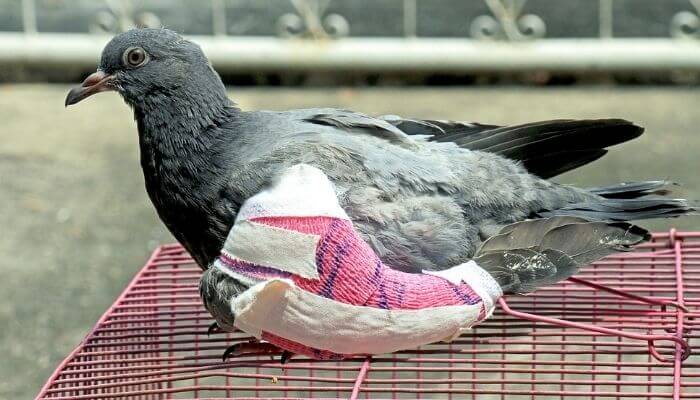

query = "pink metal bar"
(497, 298), (690, 363)
(671, 230), (687, 400)
(349, 357), (372, 400)
(566, 277), (690, 313)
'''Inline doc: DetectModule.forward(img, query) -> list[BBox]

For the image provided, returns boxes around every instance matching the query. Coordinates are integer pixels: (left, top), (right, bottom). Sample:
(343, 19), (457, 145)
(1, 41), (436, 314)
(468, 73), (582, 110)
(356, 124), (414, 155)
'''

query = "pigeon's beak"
(65, 70), (114, 107)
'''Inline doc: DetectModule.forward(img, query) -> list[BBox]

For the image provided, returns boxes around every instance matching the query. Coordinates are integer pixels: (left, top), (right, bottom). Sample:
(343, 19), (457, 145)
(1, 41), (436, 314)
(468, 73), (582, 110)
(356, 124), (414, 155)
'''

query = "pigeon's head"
(66, 28), (225, 107)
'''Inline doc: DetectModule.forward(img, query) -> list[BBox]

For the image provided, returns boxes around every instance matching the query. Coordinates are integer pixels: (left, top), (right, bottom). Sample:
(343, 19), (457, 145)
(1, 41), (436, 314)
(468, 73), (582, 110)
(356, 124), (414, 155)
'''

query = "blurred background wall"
(2, 0), (700, 84)
(0, 1), (699, 399)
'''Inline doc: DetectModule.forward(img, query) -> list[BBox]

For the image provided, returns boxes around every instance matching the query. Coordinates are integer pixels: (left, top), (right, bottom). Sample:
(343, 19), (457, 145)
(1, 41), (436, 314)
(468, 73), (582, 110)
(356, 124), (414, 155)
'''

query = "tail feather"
(540, 197), (695, 221)
(541, 180), (695, 221)
(589, 180), (674, 199)
(474, 217), (649, 294)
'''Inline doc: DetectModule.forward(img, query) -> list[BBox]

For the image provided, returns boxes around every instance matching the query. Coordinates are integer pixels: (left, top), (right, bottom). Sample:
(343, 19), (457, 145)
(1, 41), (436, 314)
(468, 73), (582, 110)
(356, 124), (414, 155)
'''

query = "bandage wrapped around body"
(211, 164), (503, 360)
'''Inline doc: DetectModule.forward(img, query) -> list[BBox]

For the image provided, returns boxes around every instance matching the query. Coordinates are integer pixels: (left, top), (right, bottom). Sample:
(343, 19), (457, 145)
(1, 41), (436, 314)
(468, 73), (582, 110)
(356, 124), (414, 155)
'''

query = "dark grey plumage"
(66, 29), (696, 338)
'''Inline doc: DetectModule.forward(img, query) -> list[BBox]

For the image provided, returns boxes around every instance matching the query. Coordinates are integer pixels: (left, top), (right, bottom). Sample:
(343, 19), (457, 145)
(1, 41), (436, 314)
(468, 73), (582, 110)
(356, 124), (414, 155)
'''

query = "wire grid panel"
(37, 231), (699, 400)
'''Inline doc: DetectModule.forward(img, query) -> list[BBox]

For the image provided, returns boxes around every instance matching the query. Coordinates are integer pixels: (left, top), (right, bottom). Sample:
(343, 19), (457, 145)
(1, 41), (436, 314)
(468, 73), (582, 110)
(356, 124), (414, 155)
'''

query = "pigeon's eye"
(123, 47), (148, 68)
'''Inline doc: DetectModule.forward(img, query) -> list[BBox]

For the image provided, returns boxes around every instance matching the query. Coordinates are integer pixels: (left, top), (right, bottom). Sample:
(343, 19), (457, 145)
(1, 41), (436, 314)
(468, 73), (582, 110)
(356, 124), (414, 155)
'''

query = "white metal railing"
(4, 0), (700, 72)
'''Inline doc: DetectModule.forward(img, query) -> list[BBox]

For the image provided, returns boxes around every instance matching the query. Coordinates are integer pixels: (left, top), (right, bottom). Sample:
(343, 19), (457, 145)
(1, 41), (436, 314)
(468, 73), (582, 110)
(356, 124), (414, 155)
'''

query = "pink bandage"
(213, 164), (501, 359)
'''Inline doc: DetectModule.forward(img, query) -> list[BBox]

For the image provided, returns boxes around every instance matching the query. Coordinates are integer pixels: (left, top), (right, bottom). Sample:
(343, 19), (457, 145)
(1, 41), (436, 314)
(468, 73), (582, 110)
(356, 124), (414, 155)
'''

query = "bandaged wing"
(213, 164), (502, 359)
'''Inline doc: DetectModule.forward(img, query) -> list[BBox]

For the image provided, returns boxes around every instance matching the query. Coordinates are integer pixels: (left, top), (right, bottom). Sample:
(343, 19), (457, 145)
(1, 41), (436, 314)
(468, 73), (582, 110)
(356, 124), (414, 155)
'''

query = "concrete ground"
(0, 85), (698, 399)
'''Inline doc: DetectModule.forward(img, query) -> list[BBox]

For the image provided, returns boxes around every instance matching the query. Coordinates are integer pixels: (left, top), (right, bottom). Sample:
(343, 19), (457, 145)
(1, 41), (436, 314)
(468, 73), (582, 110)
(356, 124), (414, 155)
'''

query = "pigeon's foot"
(222, 341), (295, 364)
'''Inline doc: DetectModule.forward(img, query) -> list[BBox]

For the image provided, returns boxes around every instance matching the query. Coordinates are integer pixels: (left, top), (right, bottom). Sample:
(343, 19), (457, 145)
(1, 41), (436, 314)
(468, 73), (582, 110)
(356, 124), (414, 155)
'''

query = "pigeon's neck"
(135, 82), (235, 132)
(134, 88), (239, 204)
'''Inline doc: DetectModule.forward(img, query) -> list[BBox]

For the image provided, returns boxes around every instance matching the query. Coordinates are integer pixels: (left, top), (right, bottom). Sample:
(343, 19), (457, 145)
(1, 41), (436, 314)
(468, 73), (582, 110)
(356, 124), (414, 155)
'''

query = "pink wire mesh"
(36, 230), (699, 400)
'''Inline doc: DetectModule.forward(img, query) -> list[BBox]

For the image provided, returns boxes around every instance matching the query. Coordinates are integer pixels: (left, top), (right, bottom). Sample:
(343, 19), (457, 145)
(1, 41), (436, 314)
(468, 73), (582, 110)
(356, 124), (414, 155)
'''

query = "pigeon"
(65, 29), (695, 355)
(202, 164), (651, 361)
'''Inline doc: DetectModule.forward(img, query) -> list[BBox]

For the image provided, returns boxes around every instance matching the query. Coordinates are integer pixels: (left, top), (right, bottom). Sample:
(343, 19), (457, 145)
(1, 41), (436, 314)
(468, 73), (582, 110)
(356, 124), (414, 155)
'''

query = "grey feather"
(589, 180), (674, 198)
(199, 266), (254, 332)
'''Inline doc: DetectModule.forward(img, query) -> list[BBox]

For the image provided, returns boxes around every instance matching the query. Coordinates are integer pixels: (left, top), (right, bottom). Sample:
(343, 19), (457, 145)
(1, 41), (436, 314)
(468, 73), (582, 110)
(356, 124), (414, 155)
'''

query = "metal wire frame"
(36, 231), (699, 400)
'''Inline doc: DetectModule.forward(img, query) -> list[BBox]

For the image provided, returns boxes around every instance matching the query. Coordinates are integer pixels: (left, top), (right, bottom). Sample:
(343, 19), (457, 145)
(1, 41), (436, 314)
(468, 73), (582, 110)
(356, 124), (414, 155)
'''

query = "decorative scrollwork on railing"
(470, 0), (545, 41)
(90, 0), (161, 34)
(277, 0), (349, 39)
(67, 0), (700, 42)
(671, 0), (700, 39)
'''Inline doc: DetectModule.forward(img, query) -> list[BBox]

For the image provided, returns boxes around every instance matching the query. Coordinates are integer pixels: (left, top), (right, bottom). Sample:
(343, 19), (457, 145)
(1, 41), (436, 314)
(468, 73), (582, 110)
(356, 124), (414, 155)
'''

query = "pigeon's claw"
(222, 344), (240, 362)
(221, 341), (285, 361)
(280, 350), (295, 365)
(207, 322), (221, 337)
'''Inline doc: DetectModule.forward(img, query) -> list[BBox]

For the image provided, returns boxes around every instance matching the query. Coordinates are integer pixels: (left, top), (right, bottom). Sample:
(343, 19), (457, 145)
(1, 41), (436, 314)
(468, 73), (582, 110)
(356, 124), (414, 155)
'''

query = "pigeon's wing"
(379, 115), (500, 140)
(302, 110), (419, 149)
(379, 115), (643, 178)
